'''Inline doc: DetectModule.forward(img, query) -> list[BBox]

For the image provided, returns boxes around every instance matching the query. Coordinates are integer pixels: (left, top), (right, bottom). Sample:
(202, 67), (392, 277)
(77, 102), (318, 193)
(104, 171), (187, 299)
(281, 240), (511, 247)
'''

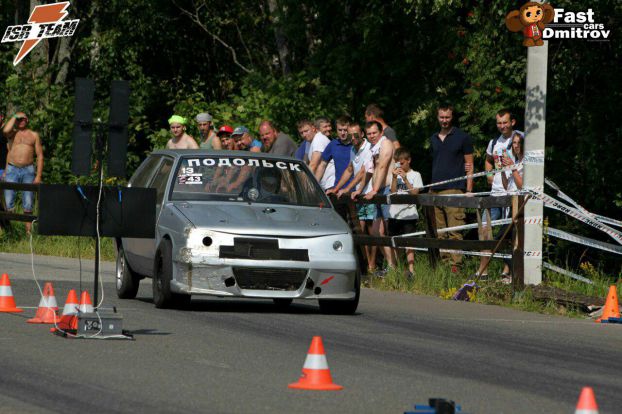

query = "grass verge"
(368, 254), (619, 317)
(0, 222), (116, 261)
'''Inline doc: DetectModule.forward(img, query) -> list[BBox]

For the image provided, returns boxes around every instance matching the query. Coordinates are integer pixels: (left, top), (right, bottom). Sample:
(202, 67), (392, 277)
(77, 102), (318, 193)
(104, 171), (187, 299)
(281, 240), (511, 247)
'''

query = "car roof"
(151, 149), (299, 162)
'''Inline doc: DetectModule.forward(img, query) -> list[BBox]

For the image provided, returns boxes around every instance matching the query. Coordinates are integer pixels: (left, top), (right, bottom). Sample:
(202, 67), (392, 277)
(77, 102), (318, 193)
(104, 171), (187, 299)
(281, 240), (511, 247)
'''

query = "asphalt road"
(1, 252), (621, 413)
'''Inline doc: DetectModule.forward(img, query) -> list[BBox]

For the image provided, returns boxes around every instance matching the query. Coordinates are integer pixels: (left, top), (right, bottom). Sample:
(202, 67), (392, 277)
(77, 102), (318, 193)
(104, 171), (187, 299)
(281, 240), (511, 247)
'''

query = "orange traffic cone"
(0, 273), (23, 313)
(575, 386), (599, 414)
(288, 336), (343, 390)
(596, 285), (620, 323)
(27, 282), (59, 324)
(78, 291), (94, 313)
(51, 289), (79, 332)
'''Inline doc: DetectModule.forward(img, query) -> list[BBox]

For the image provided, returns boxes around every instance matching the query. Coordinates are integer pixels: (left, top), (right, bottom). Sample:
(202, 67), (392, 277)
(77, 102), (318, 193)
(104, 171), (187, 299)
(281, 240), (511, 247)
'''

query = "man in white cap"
(196, 112), (221, 150)
(166, 115), (198, 149)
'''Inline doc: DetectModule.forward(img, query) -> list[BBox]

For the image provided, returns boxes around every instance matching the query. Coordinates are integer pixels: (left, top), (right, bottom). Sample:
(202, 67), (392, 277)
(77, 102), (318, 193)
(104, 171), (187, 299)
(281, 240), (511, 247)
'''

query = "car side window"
(150, 158), (174, 207)
(130, 156), (162, 187)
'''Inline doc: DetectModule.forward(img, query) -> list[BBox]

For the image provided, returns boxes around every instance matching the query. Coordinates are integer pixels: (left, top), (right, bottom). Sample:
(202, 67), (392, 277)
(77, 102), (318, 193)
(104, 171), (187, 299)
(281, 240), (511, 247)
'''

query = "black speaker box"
(107, 80), (130, 177)
(38, 184), (156, 238)
(71, 78), (95, 176)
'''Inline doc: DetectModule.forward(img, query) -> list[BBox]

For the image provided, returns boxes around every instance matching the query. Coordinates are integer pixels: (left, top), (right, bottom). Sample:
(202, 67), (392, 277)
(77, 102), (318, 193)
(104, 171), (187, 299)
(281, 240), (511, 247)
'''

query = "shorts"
(387, 218), (418, 237)
(482, 207), (505, 225)
(379, 186), (390, 220)
(357, 203), (377, 221)
(4, 164), (35, 212)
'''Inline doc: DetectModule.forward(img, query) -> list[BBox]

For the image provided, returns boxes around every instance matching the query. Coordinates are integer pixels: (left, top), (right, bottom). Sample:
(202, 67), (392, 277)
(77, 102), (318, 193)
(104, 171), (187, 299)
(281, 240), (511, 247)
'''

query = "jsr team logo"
(1, 2), (79, 65)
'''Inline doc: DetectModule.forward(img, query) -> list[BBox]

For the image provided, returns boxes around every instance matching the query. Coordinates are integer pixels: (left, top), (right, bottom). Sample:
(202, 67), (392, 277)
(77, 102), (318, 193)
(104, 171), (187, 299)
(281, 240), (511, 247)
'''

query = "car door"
(124, 156), (174, 275)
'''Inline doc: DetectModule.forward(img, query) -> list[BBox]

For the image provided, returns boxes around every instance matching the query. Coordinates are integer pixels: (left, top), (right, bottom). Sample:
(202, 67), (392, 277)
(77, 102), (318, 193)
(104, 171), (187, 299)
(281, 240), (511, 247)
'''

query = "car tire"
(318, 271), (360, 315)
(153, 238), (191, 309)
(116, 246), (140, 299)
(273, 298), (293, 309)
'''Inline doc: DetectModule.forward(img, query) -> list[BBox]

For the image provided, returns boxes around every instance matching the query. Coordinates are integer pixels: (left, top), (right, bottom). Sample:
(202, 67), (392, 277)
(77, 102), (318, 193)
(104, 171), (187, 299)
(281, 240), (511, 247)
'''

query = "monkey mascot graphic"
(506, 2), (555, 46)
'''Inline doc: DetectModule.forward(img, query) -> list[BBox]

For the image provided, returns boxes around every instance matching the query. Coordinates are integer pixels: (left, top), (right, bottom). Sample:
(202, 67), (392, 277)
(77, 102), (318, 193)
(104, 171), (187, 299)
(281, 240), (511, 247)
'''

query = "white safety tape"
(396, 216), (541, 239)
(523, 150), (545, 165)
(543, 262), (593, 285)
(545, 178), (593, 217)
(524, 250), (543, 258)
(529, 190), (622, 245)
(546, 227), (622, 256)
(386, 163), (523, 194)
(545, 178), (622, 229)
(594, 215), (622, 228)
(404, 246), (512, 259)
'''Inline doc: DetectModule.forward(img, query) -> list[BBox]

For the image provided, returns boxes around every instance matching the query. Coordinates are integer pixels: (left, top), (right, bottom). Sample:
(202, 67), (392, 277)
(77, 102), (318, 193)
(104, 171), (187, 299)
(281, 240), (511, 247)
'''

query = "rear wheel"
(116, 246), (140, 299)
(318, 271), (360, 315)
(153, 239), (191, 309)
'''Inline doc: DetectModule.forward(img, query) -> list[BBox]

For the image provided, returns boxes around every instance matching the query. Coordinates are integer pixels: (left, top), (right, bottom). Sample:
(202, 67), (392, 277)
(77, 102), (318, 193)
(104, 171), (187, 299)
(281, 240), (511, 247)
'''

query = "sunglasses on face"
(347, 133), (362, 140)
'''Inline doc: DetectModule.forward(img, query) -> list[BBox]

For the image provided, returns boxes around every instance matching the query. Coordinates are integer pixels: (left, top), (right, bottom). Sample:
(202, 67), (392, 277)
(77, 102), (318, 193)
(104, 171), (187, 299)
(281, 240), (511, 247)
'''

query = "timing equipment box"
(77, 310), (124, 336)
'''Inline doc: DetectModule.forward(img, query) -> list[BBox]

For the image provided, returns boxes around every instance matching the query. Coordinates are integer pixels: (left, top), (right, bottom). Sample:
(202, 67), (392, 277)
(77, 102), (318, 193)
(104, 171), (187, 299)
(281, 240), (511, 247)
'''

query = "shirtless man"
(3, 112), (44, 234)
(166, 115), (199, 149)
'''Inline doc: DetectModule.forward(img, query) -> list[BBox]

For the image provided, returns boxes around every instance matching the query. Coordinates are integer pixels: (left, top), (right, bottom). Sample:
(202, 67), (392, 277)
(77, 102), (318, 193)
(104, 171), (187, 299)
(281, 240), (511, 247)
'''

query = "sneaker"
(405, 270), (414, 281)
(500, 273), (512, 285)
(451, 265), (459, 274)
(374, 268), (388, 278)
(471, 273), (488, 281)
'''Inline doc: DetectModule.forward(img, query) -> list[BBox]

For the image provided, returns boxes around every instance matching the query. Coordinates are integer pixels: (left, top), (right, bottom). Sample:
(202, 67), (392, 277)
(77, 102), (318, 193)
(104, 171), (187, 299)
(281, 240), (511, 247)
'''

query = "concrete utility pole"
(522, 38), (548, 285)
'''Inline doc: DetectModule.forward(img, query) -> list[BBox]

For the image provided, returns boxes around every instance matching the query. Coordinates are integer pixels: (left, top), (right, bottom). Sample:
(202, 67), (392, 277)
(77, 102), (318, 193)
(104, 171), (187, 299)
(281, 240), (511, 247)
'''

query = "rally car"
(115, 150), (360, 314)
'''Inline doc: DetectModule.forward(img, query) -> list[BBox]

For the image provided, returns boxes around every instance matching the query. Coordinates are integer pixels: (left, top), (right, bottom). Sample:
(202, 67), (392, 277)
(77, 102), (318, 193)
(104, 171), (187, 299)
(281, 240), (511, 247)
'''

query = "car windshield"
(171, 155), (331, 207)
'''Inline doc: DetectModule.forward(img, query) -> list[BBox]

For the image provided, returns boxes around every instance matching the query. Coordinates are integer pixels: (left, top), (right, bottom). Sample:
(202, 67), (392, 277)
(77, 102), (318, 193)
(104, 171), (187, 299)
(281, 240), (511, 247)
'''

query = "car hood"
(170, 202), (350, 237)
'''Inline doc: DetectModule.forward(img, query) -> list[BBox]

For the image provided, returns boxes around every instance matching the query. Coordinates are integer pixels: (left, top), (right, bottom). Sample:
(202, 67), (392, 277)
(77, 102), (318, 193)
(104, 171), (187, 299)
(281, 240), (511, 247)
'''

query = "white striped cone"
(78, 291), (94, 313)
(288, 336), (343, 390)
(27, 282), (59, 324)
(0, 273), (23, 313)
(62, 290), (79, 316)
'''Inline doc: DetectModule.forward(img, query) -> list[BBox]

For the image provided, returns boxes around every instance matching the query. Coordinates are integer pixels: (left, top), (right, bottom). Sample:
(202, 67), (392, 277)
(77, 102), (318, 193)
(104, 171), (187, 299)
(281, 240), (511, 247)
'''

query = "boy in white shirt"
(389, 148), (423, 279)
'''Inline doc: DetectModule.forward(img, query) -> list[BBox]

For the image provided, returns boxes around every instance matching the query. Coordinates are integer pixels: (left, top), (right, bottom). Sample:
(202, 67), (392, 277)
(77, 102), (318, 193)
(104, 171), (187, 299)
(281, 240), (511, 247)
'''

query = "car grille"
(219, 237), (309, 261)
(232, 267), (308, 291)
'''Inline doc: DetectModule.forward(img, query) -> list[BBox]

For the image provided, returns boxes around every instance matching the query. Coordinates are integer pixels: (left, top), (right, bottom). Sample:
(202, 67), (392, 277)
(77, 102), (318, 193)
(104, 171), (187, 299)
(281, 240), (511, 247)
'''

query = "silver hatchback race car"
(116, 150), (360, 314)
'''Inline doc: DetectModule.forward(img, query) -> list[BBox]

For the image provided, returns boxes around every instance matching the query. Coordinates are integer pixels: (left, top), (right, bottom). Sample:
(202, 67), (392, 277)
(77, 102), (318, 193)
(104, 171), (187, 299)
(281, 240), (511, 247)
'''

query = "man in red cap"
(217, 125), (236, 150)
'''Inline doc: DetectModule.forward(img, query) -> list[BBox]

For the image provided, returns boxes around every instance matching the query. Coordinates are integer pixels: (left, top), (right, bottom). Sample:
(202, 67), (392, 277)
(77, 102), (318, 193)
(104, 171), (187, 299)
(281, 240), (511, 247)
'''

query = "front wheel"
(318, 272), (360, 315)
(116, 246), (140, 299)
(153, 239), (191, 309)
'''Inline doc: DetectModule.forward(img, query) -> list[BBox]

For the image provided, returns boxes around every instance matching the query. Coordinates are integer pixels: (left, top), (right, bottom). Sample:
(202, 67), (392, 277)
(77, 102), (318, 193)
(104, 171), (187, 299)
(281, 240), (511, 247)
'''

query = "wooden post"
(512, 195), (525, 289)
(424, 205), (440, 268)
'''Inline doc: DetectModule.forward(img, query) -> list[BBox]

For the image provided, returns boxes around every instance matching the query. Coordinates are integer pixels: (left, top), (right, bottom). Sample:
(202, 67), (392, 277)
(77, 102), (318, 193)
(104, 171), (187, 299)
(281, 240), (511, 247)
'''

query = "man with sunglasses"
(2, 111), (44, 234)
(231, 126), (262, 152)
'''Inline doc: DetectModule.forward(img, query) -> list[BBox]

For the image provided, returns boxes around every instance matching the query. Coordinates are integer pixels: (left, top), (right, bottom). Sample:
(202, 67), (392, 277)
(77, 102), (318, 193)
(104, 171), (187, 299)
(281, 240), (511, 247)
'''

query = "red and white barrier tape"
(528, 190), (622, 245)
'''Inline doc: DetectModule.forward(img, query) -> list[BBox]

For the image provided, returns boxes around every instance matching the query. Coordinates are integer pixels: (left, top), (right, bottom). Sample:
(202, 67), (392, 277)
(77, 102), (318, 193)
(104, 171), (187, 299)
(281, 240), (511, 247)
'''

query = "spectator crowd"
(0, 103), (525, 282)
(162, 103), (525, 282)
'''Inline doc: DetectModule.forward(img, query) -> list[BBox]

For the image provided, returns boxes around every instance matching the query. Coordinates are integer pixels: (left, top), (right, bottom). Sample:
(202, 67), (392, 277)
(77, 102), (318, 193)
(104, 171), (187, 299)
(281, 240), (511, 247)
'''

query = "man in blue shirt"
(429, 104), (474, 269)
(314, 116), (353, 191)
(232, 126), (262, 152)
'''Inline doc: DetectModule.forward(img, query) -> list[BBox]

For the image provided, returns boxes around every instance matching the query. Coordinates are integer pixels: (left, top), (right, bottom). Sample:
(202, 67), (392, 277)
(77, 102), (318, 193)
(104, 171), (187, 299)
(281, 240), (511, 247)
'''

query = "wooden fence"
(329, 193), (526, 288)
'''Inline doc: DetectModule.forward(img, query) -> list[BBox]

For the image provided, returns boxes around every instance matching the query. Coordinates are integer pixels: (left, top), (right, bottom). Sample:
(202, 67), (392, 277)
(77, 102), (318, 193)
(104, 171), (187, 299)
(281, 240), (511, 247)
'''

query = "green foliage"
(1, 0), (621, 275)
